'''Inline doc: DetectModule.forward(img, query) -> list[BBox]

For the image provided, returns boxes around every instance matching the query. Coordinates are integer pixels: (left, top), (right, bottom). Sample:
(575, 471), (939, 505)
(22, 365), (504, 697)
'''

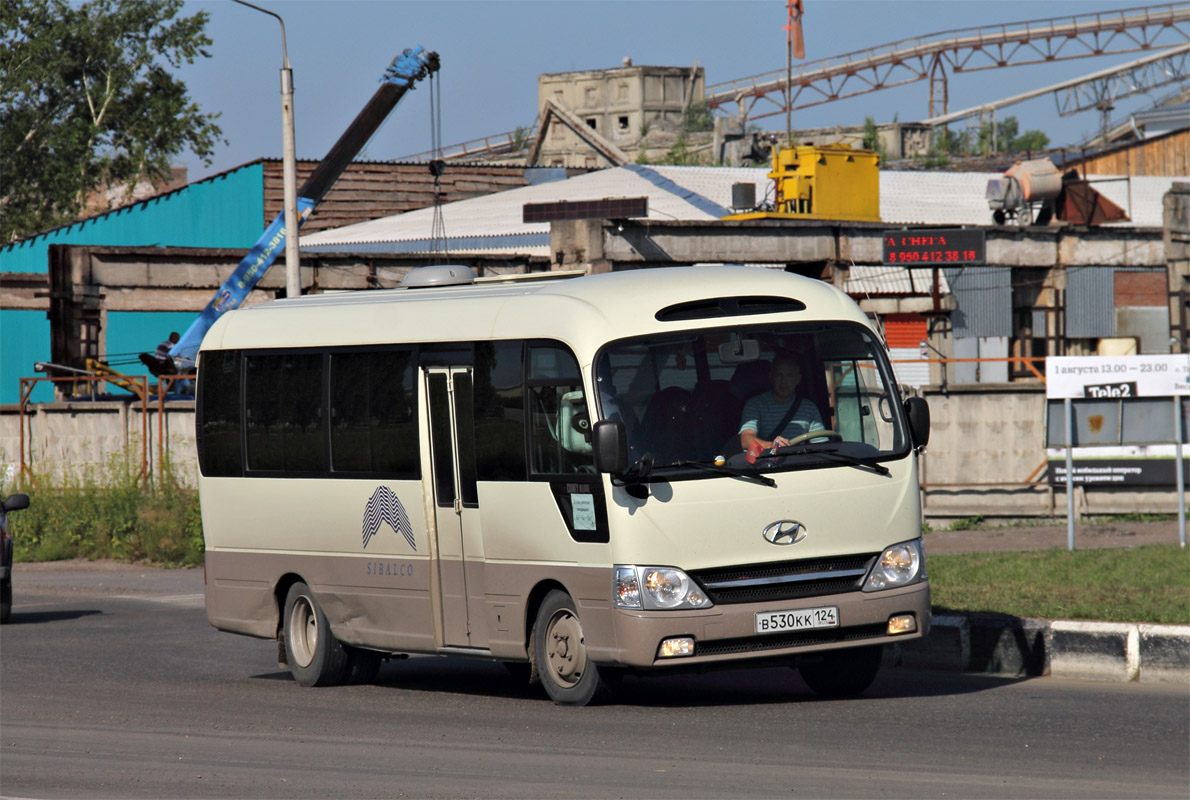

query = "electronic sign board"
(882, 228), (985, 265)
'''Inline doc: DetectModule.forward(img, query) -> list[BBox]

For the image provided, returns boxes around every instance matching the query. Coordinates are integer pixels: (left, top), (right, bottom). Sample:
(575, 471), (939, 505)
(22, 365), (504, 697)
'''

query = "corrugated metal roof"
(1134, 102), (1189, 127)
(2, 160), (265, 256)
(300, 165), (1180, 255)
(1083, 175), (1178, 227)
(301, 166), (724, 252)
(845, 265), (953, 296)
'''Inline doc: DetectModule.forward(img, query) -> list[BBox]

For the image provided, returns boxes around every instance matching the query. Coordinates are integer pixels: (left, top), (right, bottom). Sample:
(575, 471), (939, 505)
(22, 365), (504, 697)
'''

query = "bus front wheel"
(533, 590), (611, 706)
(282, 581), (347, 687)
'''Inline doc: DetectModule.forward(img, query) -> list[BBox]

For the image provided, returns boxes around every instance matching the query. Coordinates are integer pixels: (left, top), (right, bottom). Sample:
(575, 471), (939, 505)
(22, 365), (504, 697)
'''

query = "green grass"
(929, 545), (1190, 624)
(10, 483), (203, 567)
(6, 449), (204, 568)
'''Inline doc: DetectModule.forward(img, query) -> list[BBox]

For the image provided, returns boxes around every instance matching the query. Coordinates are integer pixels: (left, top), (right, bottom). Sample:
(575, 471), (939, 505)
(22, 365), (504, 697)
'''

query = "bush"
(5, 450), (203, 567)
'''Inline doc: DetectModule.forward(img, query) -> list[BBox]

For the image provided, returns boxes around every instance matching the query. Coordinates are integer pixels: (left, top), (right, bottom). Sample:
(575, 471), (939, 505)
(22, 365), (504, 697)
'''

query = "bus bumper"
(603, 581), (930, 669)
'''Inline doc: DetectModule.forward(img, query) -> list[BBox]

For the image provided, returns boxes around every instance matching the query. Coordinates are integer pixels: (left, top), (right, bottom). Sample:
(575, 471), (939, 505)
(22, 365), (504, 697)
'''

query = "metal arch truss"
(1055, 47), (1190, 114)
(707, 3), (1190, 122)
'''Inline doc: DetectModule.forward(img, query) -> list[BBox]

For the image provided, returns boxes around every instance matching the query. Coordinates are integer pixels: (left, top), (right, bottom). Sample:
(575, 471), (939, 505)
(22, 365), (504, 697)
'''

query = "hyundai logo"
(762, 520), (806, 546)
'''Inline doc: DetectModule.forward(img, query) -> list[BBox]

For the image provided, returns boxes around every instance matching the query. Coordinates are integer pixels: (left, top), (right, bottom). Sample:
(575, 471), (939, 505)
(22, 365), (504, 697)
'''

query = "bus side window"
(197, 349), (243, 477)
(245, 352), (325, 473)
(473, 341), (527, 481)
(329, 348), (418, 477)
(527, 344), (594, 475)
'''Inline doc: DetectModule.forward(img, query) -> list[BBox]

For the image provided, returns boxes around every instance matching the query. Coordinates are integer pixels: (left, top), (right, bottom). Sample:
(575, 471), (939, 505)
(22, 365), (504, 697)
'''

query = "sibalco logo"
(762, 520), (807, 546)
(361, 486), (416, 551)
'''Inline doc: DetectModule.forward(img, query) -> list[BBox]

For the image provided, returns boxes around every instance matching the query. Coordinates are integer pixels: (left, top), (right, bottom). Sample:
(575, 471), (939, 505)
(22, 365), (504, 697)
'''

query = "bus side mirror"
(592, 419), (628, 474)
(904, 396), (930, 449)
(2, 494), (29, 512)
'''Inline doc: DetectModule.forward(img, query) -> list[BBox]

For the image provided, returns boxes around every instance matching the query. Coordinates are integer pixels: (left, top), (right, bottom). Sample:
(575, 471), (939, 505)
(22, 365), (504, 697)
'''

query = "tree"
(975, 116), (1051, 155)
(930, 117), (1049, 159)
(679, 101), (714, 134)
(1009, 127), (1050, 154)
(861, 116), (887, 165)
(1, 0), (224, 242)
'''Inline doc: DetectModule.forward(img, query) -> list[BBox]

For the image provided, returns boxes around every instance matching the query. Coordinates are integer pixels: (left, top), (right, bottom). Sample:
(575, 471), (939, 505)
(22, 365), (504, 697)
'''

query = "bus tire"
(798, 644), (882, 697)
(533, 589), (610, 706)
(282, 581), (347, 687)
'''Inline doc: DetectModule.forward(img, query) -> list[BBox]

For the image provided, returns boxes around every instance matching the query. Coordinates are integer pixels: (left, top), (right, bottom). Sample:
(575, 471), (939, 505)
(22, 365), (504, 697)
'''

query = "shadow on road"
(7, 608), (103, 624)
(253, 655), (1024, 707)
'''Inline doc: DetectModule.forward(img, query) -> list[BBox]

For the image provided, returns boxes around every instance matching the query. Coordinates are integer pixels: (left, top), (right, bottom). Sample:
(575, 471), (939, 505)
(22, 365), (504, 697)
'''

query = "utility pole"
(233, 0), (301, 300)
(784, 0), (805, 147)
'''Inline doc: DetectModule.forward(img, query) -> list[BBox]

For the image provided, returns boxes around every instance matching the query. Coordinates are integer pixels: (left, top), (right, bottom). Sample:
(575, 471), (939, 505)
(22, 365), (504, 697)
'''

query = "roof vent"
(655, 295), (806, 322)
(400, 264), (477, 289)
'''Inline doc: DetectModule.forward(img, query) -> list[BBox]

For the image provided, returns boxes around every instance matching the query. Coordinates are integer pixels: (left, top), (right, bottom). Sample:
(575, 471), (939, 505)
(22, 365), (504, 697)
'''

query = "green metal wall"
(0, 163), (265, 404)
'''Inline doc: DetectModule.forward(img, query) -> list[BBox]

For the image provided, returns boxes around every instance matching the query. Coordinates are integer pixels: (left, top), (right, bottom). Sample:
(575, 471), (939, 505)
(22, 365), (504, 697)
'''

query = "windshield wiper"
(775, 446), (891, 477)
(612, 453), (656, 498)
(667, 460), (776, 487)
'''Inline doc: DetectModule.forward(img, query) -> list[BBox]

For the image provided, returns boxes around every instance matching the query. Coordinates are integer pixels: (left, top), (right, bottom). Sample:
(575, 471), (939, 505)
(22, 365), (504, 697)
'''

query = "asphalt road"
(2, 562), (1187, 799)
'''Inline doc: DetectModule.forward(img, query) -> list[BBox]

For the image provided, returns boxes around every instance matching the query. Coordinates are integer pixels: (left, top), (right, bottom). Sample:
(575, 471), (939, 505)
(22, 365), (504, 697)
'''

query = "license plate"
(754, 606), (838, 634)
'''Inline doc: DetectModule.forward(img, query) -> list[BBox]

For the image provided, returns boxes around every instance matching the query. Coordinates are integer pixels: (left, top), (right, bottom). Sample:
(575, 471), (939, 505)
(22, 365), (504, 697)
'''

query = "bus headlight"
(862, 539), (923, 592)
(613, 566), (712, 610)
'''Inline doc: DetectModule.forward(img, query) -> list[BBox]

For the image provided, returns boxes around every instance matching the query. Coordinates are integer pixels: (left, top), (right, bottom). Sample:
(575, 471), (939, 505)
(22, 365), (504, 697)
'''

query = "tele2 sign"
(1046, 355), (1190, 399)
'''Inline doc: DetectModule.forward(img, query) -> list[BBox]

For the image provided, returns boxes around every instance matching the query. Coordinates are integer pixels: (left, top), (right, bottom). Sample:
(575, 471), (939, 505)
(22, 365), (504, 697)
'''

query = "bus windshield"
(594, 322), (910, 475)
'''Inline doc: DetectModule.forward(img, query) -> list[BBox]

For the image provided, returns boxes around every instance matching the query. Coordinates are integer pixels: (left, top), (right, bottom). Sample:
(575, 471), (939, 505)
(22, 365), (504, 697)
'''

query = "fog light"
(888, 614), (917, 635)
(658, 637), (695, 658)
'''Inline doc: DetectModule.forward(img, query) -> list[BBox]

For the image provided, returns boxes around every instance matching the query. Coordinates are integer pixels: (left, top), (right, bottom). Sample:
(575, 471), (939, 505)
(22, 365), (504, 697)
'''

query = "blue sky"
(176, 0), (1181, 180)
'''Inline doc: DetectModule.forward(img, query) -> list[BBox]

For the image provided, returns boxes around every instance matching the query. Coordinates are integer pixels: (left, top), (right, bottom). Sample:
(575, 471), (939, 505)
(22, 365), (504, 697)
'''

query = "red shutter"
(883, 315), (928, 349)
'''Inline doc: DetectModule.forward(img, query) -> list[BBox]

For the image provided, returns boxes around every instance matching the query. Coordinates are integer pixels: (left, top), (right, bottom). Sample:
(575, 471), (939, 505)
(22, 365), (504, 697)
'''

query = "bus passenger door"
(425, 366), (488, 650)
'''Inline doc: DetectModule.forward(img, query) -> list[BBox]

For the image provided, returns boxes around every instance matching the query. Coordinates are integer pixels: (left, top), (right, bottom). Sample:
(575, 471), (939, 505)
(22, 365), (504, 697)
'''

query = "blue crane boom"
(171, 46), (440, 364)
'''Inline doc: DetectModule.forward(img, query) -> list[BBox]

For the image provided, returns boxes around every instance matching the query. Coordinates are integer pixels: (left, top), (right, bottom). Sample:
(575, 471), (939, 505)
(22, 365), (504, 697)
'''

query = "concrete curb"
(888, 614), (1190, 683)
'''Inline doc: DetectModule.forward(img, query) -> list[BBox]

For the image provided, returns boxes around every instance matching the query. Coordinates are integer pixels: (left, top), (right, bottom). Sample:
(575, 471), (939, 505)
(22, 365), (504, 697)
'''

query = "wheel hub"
(288, 596), (318, 668)
(546, 612), (585, 685)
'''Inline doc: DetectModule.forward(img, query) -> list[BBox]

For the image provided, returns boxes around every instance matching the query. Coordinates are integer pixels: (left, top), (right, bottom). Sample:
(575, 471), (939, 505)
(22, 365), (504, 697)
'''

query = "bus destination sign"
(882, 228), (986, 265)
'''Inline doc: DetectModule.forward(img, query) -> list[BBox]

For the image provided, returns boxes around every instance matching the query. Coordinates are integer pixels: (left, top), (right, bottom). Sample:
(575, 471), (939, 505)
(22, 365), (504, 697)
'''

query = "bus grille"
(694, 623), (887, 657)
(689, 554), (877, 605)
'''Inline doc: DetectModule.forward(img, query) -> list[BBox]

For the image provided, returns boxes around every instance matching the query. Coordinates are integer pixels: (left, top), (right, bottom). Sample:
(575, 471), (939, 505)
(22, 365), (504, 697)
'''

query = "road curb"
(888, 613), (1190, 683)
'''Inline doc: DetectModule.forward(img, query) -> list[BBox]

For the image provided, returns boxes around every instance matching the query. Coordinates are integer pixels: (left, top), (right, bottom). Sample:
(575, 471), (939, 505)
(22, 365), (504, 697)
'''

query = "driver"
(738, 350), (824, 453)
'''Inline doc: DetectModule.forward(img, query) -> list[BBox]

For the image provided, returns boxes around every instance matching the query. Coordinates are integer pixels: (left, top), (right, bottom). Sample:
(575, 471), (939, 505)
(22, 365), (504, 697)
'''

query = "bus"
(196, 265), (931, 705)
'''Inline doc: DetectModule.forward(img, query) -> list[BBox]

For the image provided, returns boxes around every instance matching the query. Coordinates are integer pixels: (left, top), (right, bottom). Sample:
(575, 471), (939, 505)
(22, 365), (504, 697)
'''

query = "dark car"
(1, 493), (30, 624)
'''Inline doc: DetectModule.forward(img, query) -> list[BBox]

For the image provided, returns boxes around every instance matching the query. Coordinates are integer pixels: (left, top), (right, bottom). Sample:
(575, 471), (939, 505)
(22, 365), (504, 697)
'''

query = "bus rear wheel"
(283, 581), (347, 687)
(798, 644), (883, 697)
(533, 590), (611, 706)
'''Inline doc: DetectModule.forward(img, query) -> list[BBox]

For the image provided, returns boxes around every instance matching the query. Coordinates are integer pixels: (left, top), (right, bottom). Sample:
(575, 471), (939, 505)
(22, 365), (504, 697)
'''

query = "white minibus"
(197, 265), (931, 705)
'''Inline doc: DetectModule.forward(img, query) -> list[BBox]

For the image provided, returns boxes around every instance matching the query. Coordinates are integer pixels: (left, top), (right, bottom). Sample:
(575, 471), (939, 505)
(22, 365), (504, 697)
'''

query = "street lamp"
(232, 0), (301, 299)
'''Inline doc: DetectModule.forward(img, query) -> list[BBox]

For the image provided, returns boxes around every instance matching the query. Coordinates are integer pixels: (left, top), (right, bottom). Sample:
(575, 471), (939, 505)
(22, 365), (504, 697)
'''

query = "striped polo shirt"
(738, 393), (824, 440)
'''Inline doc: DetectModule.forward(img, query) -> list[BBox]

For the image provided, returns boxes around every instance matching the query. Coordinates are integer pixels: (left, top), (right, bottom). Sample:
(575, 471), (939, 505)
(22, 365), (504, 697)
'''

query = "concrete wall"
(2, 390), (1182, 520)
(0, 400), (197, 488)
(919, 385), (1185, 521)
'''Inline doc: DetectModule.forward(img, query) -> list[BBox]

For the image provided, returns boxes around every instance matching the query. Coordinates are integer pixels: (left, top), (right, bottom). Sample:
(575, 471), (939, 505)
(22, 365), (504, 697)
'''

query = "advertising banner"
(1045, 354), (1189, 487)
(1046, 354), (1190, 399)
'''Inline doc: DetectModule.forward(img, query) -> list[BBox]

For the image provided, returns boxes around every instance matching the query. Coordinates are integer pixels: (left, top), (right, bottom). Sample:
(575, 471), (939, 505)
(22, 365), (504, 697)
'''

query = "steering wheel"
(784, 429), (842, 446)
